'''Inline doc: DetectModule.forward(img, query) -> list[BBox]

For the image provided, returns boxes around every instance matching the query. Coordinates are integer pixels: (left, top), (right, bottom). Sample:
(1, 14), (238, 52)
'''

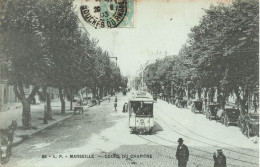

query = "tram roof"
(129, 98), (154, 102)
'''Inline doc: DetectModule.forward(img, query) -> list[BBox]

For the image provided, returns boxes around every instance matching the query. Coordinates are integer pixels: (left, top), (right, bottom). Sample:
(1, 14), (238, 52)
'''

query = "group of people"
(175, 138), (226, 167)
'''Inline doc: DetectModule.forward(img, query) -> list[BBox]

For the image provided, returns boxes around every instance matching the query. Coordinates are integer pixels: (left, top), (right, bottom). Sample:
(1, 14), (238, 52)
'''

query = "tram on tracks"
(128, 91), (154, 134)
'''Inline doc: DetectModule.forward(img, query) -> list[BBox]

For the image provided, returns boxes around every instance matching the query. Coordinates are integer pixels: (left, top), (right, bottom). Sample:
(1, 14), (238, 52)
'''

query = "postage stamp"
(80, 0), (135, 28)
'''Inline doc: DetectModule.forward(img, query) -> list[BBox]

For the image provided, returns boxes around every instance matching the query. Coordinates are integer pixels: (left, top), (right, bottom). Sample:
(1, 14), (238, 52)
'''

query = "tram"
(128, 91), (154, 134)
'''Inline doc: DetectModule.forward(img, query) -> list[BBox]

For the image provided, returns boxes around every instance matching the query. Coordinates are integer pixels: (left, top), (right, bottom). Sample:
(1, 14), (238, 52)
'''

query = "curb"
(12, 104), (98, 147)
(12, 114), (73, 146)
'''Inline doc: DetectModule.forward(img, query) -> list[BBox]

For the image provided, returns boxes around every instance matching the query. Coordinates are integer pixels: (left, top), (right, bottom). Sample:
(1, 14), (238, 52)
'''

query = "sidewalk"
(0, 100), (75, 146)
(0, 97), (112, 146)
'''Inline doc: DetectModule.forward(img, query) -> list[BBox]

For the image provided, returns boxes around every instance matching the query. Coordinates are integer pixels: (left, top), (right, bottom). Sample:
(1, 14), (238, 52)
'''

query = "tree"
(35, 0), (93, 114)
(0, 0), (47, 129)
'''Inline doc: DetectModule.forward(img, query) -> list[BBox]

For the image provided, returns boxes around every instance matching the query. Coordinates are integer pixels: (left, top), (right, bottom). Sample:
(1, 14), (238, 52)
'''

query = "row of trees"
(141, 0), (259, 114)
(0, 0), (126, 129)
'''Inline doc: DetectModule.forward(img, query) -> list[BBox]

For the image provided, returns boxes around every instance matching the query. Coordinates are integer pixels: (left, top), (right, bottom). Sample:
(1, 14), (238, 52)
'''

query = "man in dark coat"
(114, 96), (117, 111)
(176, 138), (189, 167)
(213, 149), (226, 167)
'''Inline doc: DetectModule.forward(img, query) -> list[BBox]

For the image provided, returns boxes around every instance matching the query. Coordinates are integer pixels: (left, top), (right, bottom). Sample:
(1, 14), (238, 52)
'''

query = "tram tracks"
(158, 106), (258, 153)
(135, 134), (240, 167)
(155, 112), (258, 157)
(147, 113), (259, 166)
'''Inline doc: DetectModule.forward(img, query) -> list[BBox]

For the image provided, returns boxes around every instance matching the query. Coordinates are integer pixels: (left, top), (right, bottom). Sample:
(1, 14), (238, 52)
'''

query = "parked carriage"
(191, 100), (203, 113)
(176, 97), (188, 108)
(205, 103), (220, 120)
(220, 108), (240, 127)
(128, 91), (154, 134)
(73, 93), (84, 115)
(238, 113), (259, 138)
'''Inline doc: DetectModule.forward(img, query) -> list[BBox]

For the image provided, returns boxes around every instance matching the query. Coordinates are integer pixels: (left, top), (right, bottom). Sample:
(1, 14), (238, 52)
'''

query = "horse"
(0, 120), (17, 145)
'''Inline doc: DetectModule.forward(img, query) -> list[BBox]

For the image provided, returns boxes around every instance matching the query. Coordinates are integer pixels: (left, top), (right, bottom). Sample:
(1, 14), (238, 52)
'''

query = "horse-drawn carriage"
(175, 97), (188, 108)
(238, 113), (259, 138)
(205, 103), (220, 120)
(73, 92), (84, 115)
(191, 100), (203, 113)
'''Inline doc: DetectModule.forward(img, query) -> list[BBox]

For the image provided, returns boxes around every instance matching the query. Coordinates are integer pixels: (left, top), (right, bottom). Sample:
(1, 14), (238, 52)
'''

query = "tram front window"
(130, 101), (153, 116)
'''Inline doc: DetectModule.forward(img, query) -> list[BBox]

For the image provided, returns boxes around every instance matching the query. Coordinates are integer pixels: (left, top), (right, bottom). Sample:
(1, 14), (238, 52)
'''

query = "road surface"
(5, 93), (259, 167)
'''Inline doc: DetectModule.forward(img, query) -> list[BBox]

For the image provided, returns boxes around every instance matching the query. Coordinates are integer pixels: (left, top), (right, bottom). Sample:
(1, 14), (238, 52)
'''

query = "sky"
(75, 0), (231, 76)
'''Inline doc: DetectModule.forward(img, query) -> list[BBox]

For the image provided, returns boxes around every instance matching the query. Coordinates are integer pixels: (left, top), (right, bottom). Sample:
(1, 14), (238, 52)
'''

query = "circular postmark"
(80, 0), (128, 28)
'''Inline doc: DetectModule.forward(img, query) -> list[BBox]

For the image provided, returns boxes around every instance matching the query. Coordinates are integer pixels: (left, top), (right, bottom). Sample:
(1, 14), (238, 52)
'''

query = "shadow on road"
(151, 121), (163, 134)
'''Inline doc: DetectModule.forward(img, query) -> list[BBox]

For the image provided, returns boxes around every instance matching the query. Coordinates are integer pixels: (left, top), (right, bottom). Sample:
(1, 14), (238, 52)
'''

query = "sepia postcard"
(0, 0), (259, 167)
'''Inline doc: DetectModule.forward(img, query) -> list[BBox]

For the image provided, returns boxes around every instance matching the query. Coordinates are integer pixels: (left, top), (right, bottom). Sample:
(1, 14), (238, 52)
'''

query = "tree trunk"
(13, 84), (39, 129)
(209, 87), (214, 103)
(198, 88), (201, 99)
(59, 87), (65, 114)
(21, 99), (32, 129)
(91, 87), (96, 97)
(46, 91), (52, 120)
(234, 87), (247, 115)
(99, 86), (103, 98)
(187, 85), (190, 99)
(70, 88), (73, 111)
(42, 86), (48, 123)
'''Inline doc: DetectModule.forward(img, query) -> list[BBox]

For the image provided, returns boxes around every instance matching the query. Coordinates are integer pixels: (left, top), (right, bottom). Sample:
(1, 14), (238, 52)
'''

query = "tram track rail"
(153, 113), (259, 166)
(155, 113), (258, 158)
(158, 104), (258, 153)
(135, 134), (240, 167)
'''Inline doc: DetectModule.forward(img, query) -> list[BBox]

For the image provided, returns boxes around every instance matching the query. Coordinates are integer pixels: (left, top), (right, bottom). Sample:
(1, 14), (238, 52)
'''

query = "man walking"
(213, 149), (226, 167)
(114, 96), (117, 111)
(176, 138), (189, 167)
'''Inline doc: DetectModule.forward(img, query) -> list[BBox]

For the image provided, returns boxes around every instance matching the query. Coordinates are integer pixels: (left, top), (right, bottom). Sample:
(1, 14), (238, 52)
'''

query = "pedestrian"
(213, 149), (226, 167)
(122, 103), (128, 112)
(176, 138), (189, 167)
(108, 96), (110, 102)
(114, 96), (117, 111)
(97, 96), (100, 105)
